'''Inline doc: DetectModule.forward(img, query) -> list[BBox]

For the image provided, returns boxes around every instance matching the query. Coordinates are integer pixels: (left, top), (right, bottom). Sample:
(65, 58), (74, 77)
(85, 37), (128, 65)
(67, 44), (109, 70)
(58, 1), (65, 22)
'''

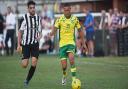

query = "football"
(72, 79), (81, 89)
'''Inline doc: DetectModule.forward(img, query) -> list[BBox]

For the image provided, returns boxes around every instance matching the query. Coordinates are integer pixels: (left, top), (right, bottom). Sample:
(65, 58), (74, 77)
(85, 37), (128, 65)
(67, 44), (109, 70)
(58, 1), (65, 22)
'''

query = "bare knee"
(32, 57), (38, 67)
(21, 64), (28, 68)
(21, 59), (29, 68)
(61, 60), (67, 70)
(70, 60), (75, 65)
(68, 53), (75, 65)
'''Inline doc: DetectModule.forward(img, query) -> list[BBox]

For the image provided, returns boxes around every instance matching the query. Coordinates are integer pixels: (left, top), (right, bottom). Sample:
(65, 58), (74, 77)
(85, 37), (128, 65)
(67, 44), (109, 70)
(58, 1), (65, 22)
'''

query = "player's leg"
(59, 46), (67, 85)
(68, 52), (76, 81)
(25, 57), (37, 85)
(21, 45), (30, 68)
(61, 59), (67, 77)
(21, 59), (29, 68)
(25, 43), (39, 85)
(21, 45), (30, 86)
(61, 59), (67, 85)
(67, 45), (76, 81)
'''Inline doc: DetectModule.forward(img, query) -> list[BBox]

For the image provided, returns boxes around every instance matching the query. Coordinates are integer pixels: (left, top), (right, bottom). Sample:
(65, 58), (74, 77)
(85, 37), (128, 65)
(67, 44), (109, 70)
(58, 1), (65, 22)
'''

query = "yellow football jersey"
(54, 15), (81, 47)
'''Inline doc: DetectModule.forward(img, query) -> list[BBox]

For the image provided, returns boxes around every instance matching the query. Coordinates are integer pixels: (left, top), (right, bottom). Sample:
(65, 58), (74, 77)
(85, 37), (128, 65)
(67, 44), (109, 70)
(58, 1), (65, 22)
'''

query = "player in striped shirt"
(17, 0), (42, 86)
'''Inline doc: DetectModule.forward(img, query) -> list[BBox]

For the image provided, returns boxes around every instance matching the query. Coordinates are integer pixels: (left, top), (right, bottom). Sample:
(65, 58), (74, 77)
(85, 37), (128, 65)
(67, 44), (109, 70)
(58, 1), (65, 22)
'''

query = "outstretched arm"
(50, 18), (60, 36)
(17, 17), (24, 52)
(78, 28), (85, 46)
(78, 28), (88, 51)
(17, 30), (23, 53)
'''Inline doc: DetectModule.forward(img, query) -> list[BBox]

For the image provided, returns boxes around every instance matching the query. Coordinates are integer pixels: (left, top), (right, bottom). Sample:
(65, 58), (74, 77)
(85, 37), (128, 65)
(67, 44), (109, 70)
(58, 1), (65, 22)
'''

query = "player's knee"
(62, 63), (67, 69)
(21, 63), (28, 68)
(69, 57), (75, 65)
(68, 53), (74, 60)
(21, 59), (28, 68)
(61, 60), (67, 69)
(69, 56), (74, 64)
(70, 61), (75, 65)
(32, 57), (38, 66)
(32, 61), (37, 66)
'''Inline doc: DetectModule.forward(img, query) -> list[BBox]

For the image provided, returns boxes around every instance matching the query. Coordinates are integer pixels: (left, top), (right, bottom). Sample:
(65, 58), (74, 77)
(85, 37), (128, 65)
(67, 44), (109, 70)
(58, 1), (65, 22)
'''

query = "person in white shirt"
(109, 8), (120, 56)
(5, 6), (16, 56)
(108, 9), (113, 30)
(99, 10), (108, 30)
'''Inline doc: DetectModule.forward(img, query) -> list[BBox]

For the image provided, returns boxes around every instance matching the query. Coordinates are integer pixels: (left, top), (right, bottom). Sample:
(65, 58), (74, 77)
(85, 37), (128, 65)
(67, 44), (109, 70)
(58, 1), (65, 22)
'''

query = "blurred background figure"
(39, 34), (54, 54)
(109, 8), (120, 56)
(122, 13), (128, 28)
(99, 10), (108, 30)
(5, 6), (16, 56)
(39, 4), (55, 54)
(118, 11), (128, 29)
(108, 9), (113, 30)
(41, 5), (54, 19)
(83, 8), (95, 57)
(0, 13), (5, 56)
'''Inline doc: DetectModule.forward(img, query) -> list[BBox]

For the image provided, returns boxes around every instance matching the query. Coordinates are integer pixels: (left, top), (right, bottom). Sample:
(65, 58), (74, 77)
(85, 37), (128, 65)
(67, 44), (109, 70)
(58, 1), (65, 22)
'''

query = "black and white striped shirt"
(19, 13), (41, 45)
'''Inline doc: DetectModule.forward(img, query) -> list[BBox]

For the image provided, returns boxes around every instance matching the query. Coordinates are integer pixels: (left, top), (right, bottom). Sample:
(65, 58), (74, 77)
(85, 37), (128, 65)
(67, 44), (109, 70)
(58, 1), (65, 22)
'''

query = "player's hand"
(17, 45), (22, 53)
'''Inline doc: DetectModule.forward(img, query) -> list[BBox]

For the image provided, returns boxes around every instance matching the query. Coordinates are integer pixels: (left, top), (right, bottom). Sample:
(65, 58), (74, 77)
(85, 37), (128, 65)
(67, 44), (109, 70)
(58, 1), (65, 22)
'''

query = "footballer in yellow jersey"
(50, 3), (85, 86)
(55, 14), (81, 47)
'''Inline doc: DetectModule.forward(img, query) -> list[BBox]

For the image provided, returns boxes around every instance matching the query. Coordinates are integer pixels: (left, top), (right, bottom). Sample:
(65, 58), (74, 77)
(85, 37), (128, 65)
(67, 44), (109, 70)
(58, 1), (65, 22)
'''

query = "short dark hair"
(63, 3), (70, 7)
(27, 0), (36, 7)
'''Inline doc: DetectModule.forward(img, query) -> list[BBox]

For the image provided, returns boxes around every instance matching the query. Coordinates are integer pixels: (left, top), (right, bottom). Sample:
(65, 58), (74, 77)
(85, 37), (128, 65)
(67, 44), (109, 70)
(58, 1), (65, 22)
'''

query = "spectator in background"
(41, 16), (53, 31)
(109, 8), (120, 56)
(111, 8), (120, 30)
(41, 5), (54, 19)
(39, 16), (54, 54)
(39, 35), (54, 54)
(119, 12), (128, 29)
(99, 10), (108, 30)
(5, 6), (16, 56)
(122, 13), (128, 28)
(108, 9), (113, 29)
(83, 8), (95, 57)
(0, 13), (5, 55)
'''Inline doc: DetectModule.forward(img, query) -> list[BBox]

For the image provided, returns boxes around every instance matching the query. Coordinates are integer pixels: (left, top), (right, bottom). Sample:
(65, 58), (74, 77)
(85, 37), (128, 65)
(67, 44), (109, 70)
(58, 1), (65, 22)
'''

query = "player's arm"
(50, 18), (60, 36)
(17, 31), (22, 46)
(78, 28), (88, 52)
(75, 17), (86, 48)
(17, 30), (23, 53)
(78, 28), (86, 46)
(17, 17), (24, 52)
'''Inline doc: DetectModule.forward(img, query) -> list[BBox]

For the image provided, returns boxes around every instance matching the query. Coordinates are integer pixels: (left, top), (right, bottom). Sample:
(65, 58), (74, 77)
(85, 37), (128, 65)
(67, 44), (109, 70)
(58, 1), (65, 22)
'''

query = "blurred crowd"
(0, 4), (128, 57)
(97, 8), (128, 56)
(76, 8), (128, 57)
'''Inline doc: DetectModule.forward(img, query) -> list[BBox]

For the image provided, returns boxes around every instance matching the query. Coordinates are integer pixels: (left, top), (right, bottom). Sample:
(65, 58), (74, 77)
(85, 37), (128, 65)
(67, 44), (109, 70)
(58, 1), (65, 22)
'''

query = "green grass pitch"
(0, 55), (128, 89)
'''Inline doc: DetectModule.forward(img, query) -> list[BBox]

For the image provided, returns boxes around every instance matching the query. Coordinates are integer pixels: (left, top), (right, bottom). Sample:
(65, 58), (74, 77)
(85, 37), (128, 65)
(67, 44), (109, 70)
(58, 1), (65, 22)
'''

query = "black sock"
(26, 66), (36, 83)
